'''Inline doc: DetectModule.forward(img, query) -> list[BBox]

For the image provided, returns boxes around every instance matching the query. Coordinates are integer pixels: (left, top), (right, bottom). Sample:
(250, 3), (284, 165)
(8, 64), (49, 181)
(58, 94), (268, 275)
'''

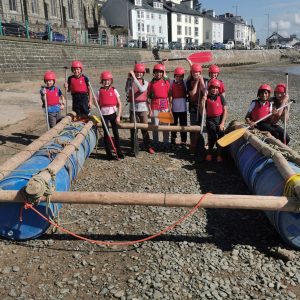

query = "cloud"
(270, 20), (291, 31)
(295, 13), (300, 25)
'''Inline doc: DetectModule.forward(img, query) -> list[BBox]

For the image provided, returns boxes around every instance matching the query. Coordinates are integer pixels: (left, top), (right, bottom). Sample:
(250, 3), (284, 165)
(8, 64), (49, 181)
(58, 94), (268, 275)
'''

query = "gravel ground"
(0, 61), (300, 299)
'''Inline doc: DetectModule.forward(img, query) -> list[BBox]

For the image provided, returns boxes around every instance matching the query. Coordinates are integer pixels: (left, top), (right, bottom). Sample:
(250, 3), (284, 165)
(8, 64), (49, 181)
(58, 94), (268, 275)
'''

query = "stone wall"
(0, 36), (296, 82)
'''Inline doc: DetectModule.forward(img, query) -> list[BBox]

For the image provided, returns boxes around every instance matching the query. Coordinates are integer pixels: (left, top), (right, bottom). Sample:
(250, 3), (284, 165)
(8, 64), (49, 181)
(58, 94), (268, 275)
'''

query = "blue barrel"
(0, 122), (97, 240)
(229, 138), (300, 250)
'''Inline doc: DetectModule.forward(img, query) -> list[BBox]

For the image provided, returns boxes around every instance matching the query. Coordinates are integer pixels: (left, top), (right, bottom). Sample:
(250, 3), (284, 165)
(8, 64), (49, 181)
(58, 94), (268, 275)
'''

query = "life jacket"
(171, 80), (187, 99)
(45, 87), (60, 106)
(250, 100), (271, 122)
(188, 78), (203, 104)
(148, 78), (170, 110)
(69, 75), (88, 94)
(98, 87), (118, 107)
(206, 95), (224, 117)
(128, 79), (147, 103)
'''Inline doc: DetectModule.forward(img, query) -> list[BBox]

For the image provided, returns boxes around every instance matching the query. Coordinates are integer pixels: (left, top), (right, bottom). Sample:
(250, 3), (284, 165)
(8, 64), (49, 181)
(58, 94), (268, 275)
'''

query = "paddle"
(131, 79), (139, 157)
(157, 111), (174, 124)
(41, 86), (50, 131)
(284, 73), (289, 144)
(64, 66), (68, 114)
(217, 101), (294, 148)
(137, 51), (212, 64)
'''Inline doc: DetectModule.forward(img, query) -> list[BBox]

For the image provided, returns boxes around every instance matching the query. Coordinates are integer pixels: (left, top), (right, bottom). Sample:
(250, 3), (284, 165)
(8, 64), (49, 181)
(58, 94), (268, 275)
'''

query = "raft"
(0, 121), (97, 240)
(228, 125), (300, 250)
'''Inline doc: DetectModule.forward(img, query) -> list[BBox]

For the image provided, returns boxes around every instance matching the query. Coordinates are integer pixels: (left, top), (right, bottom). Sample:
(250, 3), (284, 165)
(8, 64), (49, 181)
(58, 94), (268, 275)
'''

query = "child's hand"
(64, 82), (68, 89)
(88, 101), (92, 108)
(116, 115), (121, 124)
(219, 123), (225, 131)
(60, 103), (65, 110)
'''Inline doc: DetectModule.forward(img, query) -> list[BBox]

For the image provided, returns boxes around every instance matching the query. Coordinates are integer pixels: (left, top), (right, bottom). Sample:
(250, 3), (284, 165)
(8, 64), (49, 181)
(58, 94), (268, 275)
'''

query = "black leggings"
(171, 112), (187, 144)
(103, 113), (121, 153)
(257, 122), (290, 144)
(206, 116), (225, 150)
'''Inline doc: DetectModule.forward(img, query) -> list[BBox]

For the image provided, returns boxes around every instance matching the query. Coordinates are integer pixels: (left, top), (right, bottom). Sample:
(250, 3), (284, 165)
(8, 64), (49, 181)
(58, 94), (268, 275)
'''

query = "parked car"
(157, 42), (168, 50)
(36, 31), (66, 42)
(169, 41), (182, 50)
(1, 22), (36, 38)
(184, 42), (198, 50)
(224, 40), (235, 50)
(211, 42), (225, 50)
(199, 42), (213, 50)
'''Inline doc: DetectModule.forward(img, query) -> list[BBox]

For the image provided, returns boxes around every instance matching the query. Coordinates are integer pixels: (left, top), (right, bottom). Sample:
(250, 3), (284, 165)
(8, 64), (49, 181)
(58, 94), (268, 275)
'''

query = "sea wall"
(0, 36), (298, 82)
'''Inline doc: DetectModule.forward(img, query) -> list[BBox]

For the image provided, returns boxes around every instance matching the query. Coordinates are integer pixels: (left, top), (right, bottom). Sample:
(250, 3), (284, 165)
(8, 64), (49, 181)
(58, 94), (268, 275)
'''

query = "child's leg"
(171, 112), (179, 145)
(102, 115), (112, 155)
(138, 111), (151, 149)
(179, 112), (187, 143)
(48, 112), (57, 128)
(151, 110), (159, 144)
(206, 118), (218, 151)
(129, 110), (135, 148)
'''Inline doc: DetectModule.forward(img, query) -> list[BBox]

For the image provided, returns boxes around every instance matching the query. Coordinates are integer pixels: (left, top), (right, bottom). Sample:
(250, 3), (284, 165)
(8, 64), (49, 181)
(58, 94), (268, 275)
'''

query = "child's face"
(102, 79), (112, 87)
(210, 72), (218, 79)
(153, 70), (163, 79)
(275, 92), (285, 101)
(259, 90), (270, 101)
(174, 74), (184, 82)
(72, 67), (82, 77)
(192, 71), (201, 79)
(135, 71), (144, 79)
(209, 86), (219, 96)
(45, 79), (55, 87)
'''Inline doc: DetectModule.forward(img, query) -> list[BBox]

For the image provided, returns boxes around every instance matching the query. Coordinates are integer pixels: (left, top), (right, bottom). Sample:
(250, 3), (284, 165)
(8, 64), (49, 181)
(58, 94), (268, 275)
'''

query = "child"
(204, 79), (228, 162)
(125, 63), (154, 154)
(147, 63), (171, 151)
(65, 60), (92, 118)
(186, 63), (206, 155)
(207, 64), (225, 95)
(170, 67), (188, 148)
(40, 71), (65, 128)
(98, 70), (124, 160)
(269, 83), (290, 144)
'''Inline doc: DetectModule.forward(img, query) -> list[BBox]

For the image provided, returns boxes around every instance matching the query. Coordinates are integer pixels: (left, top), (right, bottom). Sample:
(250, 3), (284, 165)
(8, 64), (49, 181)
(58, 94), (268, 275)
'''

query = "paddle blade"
(188, 51), (213, 63)
(217, 127), (247, 147)
(158, 112), (174, 124)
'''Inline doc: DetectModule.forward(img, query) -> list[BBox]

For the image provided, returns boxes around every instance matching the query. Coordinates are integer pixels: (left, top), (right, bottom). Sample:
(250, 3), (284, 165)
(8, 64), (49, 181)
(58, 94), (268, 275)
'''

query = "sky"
(200, 0), (300, 44)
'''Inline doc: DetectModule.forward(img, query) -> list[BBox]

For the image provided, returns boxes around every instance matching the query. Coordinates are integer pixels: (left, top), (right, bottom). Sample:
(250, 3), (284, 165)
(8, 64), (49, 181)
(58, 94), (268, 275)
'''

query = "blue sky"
(200, 0), (300, 44)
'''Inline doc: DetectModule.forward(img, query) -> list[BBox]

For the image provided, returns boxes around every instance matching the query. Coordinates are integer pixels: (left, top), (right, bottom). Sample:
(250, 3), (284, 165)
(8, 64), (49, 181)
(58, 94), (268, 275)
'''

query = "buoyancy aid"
(206, 95), (224, 117)
(188, 79), (202, 104)
(250, 100), (271, 122)
(69, 75), (88, 94)
(45, 87), (60, 106)
(98, 87), (118, 107)
(128, 79), (147, 103)
(171, 80), (187, 99)
(148, 78), (170, 110)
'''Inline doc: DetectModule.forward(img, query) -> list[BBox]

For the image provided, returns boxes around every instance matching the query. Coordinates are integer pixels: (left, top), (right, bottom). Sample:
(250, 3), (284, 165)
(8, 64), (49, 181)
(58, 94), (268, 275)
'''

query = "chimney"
(206, 10), (215, 18)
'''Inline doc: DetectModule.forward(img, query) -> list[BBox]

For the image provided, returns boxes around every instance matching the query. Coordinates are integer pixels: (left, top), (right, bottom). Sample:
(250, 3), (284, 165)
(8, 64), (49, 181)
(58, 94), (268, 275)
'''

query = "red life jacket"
(98, 87), (118, 107)
(250, 100), (271, 122)
(45, 87), (60, 106)
(171, 80), (187, 99)
(189, 79), (202, 104)
(70, 75), (88, 94)
(206, 95), (224, 117)
(148, 79), (170, 110)
(128, 79), (148, 103)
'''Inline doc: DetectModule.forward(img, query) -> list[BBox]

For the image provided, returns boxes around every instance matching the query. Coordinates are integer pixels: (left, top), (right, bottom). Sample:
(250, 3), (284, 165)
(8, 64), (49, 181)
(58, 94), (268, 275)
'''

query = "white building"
(202, 10), (223, 43)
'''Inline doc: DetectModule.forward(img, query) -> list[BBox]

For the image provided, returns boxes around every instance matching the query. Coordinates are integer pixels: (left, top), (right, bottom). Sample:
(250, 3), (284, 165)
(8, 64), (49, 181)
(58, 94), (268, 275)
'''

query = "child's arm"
(219, 105), (228, 131)
(87, 84), (93, 109)
(116, 95), (122, 124)
(40, 87), (46, 108)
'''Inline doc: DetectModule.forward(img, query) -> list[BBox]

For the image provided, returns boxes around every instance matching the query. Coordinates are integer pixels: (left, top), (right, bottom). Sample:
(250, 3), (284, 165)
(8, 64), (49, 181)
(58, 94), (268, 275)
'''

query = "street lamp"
(232, 5), (238, 16)
(265, 13), (270, 48)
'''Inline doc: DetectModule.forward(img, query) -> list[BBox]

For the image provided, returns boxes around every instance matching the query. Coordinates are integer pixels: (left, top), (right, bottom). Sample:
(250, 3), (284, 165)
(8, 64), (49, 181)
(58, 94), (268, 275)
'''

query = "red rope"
(24, 193), (210, 246)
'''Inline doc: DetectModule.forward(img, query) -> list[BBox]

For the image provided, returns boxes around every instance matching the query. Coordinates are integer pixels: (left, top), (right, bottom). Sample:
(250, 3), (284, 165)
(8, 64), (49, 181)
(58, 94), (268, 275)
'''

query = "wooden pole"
(0, 190), (298, 212)
(0, 113), (76, 181)
(25, 121), (94, 198)
(101, 123), (205, 133)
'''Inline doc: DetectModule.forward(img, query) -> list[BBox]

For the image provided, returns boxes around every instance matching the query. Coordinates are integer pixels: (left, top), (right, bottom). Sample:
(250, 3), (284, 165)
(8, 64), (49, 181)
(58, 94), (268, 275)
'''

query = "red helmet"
(208, 79), (221, 89)
(174, 67), (185, 76)
(153, 64), (165, 72)
(134, 63), (145, 73)
(191, 64), (202, 73)
(44, 71), (56, 82)
(209, 64), (220, 73)
(100, 70), (113, 81)
(274, 83), (286, 93)
(71, 60), (83, 70)
(257, 84), (272, 96)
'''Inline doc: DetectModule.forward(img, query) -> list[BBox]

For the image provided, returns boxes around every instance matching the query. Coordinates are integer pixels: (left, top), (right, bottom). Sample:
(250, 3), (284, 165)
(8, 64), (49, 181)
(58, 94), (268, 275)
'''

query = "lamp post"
(265, 13), (270, 48)
(232, 5), (238, 16)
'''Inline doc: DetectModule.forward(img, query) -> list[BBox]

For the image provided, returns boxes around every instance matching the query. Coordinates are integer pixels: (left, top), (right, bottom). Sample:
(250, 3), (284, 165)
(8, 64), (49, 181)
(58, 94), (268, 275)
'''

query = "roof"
(219, 14), (246, 25)
(163, 1), (203, 16)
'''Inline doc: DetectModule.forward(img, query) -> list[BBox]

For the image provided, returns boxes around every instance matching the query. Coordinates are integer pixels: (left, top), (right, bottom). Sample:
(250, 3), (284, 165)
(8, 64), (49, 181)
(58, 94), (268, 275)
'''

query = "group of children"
(40, 59), (290, 161)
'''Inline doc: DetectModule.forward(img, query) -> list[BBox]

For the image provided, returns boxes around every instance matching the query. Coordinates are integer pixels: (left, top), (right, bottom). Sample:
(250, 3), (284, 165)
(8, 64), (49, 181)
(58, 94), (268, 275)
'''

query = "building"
(164, 0), (204, 48)
(202, 10), (223, 44)
(101, 0), (168, 48)
(266, 32), (300, 49)
(0, 0), (97, 42)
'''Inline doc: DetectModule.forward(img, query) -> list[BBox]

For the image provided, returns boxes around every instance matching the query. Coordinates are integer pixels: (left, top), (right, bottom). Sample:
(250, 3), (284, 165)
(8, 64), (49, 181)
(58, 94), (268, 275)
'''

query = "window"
(177, 14), (181, 22)
(185, 26), (188, 35)
(9, 0), (17, 11)
(158, 14), (161, 20)
(152, 26), (155, 33)
(189, 16), (191, 23)
(141, 23), (144, 32)
(195, 39), (198, 45)
(189, 27), (191, 35)
(68, 0), (74, 19)
(195, 17), (198, 24)
(146, 12), (150, 19)
(177, 25), (181, 35)
(135, 0), (142, 6)
(185, 15), (188, 23)
(177, 38), (181, 43)
(137, 22), (141, 32)
(137, 11), (141, 18)
(195, 27), (198, 37)
(31, 0), (38, 14)
(50, 0), (58, 17)
(151, 13), (154, 19)
(159, 26), (162, 34)
(205, 31), (209, 39)
(153, 2), (163, 9)
(141, 10), (144, 18)
(147, 25), (150, 33)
